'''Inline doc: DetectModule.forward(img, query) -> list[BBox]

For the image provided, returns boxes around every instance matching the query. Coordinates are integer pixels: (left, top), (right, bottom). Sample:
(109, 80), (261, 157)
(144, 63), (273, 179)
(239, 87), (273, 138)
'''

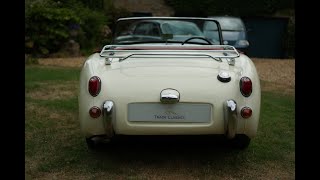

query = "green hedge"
(25, 0), (109, 57)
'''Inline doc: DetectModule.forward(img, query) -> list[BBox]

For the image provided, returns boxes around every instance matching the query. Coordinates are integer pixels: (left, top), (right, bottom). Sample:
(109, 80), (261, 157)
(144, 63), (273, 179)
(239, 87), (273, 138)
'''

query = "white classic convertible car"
(79, 17), (261, 149)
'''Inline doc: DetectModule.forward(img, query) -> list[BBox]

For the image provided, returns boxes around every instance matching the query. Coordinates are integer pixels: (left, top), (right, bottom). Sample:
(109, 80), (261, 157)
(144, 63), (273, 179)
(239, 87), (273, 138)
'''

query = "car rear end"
(79, 17), (260, 149)
(79, 48), (260, 147)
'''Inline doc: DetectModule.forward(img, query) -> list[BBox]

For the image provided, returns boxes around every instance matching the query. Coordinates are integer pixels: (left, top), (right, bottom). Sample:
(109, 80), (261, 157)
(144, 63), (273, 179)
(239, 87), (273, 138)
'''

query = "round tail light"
(88, 76), (101, 97)
(240, 77), (252, 97)
(241, 107), (252, 118)
(89, 106), (101, 118)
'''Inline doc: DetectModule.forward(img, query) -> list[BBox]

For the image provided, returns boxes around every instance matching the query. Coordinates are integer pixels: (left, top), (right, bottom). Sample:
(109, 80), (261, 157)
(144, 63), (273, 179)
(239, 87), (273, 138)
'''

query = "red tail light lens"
(89, 106), (101, 118)
(241, 107), (252, 118)
(88, 76), (101, 97)
(240, 77), (252, 97)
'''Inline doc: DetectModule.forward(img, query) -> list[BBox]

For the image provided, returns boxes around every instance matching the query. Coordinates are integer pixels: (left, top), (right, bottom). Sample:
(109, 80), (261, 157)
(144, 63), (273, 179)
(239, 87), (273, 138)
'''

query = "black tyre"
(86, 137), (98, 150)
(86, 136), (113, 150)
(230, 134), (251, 149)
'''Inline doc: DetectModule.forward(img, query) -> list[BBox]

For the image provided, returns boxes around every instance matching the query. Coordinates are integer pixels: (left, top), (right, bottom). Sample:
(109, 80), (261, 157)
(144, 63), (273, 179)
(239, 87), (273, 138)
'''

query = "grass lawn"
(25, 65), (295, 179)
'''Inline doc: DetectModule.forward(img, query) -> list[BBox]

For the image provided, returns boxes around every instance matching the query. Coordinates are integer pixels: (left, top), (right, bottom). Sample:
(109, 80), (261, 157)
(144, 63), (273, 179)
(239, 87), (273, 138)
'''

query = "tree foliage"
(25, 0), (109, 57)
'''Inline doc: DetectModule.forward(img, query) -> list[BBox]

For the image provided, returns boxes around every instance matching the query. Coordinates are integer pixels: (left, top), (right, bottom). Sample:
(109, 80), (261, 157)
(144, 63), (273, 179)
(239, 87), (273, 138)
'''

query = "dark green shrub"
(25, 0), (80, 57)
(25, 0), (109, 57)
(25, 54), (39, 65)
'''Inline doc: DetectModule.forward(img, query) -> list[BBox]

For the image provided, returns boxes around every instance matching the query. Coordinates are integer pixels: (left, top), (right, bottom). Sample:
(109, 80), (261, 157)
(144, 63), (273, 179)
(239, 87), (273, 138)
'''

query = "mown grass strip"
(25, 66), (80, 82)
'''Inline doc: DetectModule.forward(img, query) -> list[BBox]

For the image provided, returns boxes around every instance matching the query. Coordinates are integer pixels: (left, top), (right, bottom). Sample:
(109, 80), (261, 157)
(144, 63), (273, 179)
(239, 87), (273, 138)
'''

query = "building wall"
(113, 0), (174, 16)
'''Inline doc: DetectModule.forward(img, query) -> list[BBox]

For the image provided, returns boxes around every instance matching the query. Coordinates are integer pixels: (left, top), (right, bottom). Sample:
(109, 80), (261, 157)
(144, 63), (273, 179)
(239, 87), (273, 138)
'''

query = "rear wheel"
(230, 134), (251, 149)
(86, 138), (98, 150)
(86, 136), (112, 150)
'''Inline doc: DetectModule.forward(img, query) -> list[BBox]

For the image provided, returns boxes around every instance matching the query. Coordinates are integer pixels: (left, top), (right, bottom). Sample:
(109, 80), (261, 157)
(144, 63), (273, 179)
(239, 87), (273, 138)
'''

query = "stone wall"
(113, 0), (174, 16)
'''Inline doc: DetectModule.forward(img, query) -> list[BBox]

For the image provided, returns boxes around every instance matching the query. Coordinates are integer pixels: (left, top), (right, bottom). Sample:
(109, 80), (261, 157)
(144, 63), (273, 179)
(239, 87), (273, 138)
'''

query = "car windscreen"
(112, 18), (221, 45)
(211, 17), (245, 31)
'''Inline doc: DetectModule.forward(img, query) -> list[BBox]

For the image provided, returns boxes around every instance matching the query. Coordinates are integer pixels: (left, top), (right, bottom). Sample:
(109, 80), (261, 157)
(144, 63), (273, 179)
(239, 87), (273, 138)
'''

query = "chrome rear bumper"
(224, 100), (238, 139)
(103, 100), (115, 138)
(101, 99), (238, 139)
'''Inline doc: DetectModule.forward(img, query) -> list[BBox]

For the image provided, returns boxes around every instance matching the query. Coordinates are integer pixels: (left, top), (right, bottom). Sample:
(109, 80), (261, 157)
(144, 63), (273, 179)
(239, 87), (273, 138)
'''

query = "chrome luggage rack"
(99, 44), (240, 64)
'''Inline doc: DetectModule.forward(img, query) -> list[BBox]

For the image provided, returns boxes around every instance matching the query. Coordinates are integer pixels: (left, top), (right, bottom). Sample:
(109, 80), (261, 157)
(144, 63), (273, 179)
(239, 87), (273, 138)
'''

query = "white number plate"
(128, 103), (212, 123)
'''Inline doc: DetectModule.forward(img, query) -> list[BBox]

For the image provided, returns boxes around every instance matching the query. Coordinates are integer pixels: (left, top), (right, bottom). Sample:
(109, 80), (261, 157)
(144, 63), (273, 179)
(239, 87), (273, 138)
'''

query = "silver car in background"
(209, 16), (249, 54)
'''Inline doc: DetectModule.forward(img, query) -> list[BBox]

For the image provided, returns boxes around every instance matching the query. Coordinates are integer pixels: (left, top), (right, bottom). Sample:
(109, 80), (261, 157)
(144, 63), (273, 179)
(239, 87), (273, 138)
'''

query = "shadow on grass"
(87, 135), (246, 164)
(33, 135), (254, 178)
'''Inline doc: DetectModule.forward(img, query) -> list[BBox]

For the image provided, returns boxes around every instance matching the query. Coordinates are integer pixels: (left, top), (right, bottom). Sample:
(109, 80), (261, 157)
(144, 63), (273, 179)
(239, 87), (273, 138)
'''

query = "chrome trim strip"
(103, 101), (115, 138)
(223, 100), (238, 139)
(118, 53), (223, 62)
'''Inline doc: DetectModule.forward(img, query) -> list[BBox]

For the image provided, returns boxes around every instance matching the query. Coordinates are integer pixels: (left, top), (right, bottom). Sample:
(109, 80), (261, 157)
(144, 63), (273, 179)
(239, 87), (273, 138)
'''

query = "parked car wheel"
(86, 138), (97, 150)
(230, 134), (251, 149)
(86, 136), (114, 150)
